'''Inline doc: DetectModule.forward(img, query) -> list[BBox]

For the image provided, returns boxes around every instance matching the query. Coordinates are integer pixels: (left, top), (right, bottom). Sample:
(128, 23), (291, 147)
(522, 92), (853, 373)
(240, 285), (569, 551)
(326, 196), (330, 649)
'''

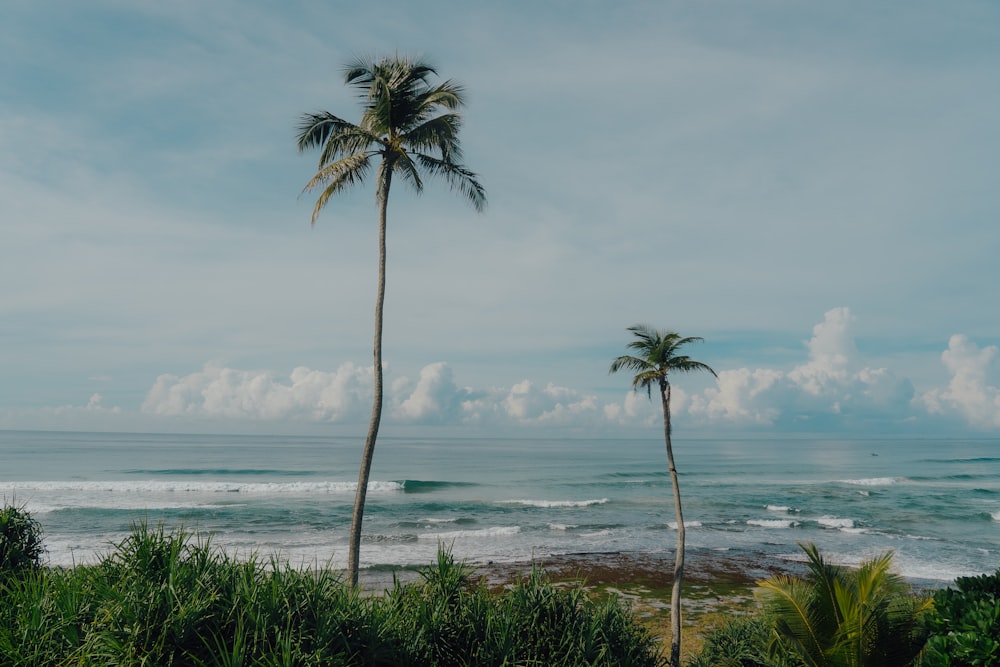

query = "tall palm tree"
(609, 325), (716, 667)
(756, 543), (932, 667)
(297, 55), (486, 587)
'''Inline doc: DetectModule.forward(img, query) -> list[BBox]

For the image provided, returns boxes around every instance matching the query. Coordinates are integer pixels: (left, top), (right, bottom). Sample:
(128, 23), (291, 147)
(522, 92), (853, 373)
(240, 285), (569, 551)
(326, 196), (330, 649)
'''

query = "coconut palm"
(609, 325), (716, 667)
(756, 543), (932, 667)
(297, 55), (486, 587)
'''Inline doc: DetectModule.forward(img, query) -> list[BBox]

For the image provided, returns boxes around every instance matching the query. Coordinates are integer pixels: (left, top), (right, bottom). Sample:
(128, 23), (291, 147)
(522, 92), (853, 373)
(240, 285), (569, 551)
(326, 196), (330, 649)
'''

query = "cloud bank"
(123, 308), (1000, 434)
(689, 308), (919, 429)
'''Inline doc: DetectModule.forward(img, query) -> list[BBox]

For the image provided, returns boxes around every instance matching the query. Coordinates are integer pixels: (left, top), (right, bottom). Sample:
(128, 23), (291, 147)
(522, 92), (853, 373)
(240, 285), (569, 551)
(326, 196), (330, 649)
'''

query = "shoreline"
(359, 545), (947, 598)
(357, 546), (815, 594)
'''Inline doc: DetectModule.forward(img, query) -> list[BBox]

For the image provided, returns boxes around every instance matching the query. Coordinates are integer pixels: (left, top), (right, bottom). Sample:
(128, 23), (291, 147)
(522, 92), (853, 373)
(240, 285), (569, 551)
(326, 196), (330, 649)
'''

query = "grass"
(0, 519), (667, 666)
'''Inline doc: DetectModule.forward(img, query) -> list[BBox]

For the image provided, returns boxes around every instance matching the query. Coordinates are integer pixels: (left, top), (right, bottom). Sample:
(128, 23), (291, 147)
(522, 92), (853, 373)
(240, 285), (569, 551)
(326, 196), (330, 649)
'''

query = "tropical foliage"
(0, 502), (45, 573)
(685, 615), (778, 667)
(0, 514), (664, 666)
(296, 54), (485, 587)
(610, 324), (716, 667)
(922, 568), (1000, 666)
(755, 543), (932, 667)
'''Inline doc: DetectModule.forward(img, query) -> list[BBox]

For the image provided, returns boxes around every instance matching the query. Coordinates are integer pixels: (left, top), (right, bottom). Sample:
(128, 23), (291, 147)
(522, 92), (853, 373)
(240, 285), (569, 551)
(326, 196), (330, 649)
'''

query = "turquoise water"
(1, 430), (998, 581)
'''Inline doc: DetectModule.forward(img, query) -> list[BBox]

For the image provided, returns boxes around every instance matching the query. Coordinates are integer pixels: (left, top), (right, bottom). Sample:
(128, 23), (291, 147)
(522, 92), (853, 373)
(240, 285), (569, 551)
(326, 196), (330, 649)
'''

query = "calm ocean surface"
(1, 430), (998, 582)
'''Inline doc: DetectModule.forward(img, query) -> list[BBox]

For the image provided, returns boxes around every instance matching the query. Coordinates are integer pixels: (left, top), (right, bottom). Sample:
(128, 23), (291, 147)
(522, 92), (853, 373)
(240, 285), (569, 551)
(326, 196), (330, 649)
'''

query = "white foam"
(417, 526), (520, 540)
(839, 477), (902, 486)
(580, 529), (612, 537)
(817, 516), (855, 529)
(419, 517), (460, 524)
(548, 523), (576, 531)
(992, 511), (1000, 522)
(766, 505), (799, 513)
(748, 519), (798, 529)
(2, 480), (402, 495)
(667, 521), (703, 529)
(501, 498), (608, 508)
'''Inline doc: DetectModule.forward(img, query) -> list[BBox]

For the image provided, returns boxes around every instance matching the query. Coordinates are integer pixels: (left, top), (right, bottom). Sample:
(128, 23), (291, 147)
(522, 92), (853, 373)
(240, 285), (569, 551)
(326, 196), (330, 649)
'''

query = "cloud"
(394, 362), (471, 424)
(20, 307), (991, 435)
(140, 361), (607, 430)
(688, 307), (915, 429)
(920, 335), (1000, 429)
(142, 363), (372, 421)
(0, 393), (124, 431)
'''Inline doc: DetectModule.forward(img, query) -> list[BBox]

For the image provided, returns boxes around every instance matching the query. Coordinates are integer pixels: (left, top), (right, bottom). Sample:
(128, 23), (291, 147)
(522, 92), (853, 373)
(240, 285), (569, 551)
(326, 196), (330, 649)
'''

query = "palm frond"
(403, 114), (463, 160)
(608, 354), (654, 375)
(759, 544), (931, 667)
(414, 154), (486, 211)
(392, 152), (425, 195)
(298, 54), (484, 222)
(296, 112), (361, 152)
(756, 576), (828, 667)
(300, 153), (373, 224)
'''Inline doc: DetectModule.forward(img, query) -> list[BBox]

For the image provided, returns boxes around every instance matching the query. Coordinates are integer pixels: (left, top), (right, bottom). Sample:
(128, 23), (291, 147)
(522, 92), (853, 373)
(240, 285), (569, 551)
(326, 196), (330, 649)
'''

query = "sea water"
(1, 430), (998, 582)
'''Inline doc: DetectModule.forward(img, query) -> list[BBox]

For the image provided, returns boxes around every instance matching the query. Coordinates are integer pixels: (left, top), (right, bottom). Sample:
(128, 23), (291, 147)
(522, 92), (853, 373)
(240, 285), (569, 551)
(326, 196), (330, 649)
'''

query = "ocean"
(2, 430), (998, 583)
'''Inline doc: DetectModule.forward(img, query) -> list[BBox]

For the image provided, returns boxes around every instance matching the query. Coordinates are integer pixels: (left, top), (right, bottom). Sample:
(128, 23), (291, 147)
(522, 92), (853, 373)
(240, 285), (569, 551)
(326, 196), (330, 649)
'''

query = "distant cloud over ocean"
(116, 308), (999, 434)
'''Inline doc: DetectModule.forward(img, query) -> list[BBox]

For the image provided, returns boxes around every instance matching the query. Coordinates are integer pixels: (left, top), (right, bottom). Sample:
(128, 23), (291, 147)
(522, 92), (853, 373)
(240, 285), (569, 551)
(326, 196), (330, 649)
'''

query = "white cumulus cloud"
(688, 307), (915, 428)
(394, 362), (471, 424)
(142, 363), (372, 421)
(921, 335), (1000, 429)
(119, 309), (1000, 434)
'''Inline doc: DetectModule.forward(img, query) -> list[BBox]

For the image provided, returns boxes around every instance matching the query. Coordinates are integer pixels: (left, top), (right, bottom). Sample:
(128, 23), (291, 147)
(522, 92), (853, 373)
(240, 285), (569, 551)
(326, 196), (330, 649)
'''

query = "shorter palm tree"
(610, 324), (716, 667)
(756, 543), (933, 667)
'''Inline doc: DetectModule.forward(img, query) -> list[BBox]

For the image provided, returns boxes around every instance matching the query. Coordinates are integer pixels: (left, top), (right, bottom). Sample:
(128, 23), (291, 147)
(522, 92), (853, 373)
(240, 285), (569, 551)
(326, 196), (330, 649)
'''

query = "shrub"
(923, 568), (1000, 666)
(685, 615), (788, 667)
(0, 503), (45, 573)
(0, 522), (666, 666)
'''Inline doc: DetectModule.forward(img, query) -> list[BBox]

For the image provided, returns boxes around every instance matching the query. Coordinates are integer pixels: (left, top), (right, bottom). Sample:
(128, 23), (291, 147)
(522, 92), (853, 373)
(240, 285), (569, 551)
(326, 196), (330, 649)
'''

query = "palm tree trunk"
(347, 169), (391, 588)
(661, 381), (684, 667)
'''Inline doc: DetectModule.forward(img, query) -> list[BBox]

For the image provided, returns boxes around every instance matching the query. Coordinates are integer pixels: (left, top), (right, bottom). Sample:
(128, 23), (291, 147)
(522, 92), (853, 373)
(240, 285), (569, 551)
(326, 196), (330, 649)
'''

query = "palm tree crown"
(296, 55), (486, 222)
(609, 325), (717, 397)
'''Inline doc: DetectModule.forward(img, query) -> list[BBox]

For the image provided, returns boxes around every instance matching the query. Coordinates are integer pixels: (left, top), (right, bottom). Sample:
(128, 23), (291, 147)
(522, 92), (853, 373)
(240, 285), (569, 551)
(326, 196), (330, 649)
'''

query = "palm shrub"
(0, 503), (45, 573)
(0, 566), (96, 665)
(382, 550), (666, 666)
(922, 568), (1000, 666)
(686, 615), (800, 667)
(756, 543), (932, 667)
(80, 522), (231, 664)
(497, 566), (665, 667)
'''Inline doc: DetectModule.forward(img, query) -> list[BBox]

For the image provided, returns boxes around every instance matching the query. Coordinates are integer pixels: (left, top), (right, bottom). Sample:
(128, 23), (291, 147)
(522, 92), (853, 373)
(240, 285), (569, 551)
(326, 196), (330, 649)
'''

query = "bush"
(0, 503), (45, 573)
(923, 569), (1000, 666)
(684, 615), (767, 667)
(0, 521), (666, 666)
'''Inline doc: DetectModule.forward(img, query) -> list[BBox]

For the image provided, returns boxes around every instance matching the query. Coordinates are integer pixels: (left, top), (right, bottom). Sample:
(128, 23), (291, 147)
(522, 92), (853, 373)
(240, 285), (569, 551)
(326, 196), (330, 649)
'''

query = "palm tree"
(296, 55), (486, 587)
(756, 543), (932, 667)
(609, 325), (716, 667)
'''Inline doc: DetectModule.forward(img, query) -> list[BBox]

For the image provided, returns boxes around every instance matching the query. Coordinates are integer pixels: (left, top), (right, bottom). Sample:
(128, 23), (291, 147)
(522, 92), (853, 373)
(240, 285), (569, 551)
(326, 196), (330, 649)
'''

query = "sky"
(1, 0), (998, 437)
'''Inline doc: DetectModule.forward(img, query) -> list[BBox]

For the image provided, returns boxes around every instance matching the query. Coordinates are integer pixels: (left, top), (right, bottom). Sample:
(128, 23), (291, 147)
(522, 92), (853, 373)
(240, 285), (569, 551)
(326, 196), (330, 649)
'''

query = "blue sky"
(2, 1), (998, 436)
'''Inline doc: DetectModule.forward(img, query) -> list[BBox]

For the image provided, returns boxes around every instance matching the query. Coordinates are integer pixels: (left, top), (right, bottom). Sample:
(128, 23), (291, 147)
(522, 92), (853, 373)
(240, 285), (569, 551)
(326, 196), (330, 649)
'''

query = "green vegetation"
(0, 502), (45, 573)
(685, 615), (778, 667)
(922, 568), (1000, 666)
(0, 513), (663, 666)
(296, 55), (486, 588)
(755, 543), (931, 667)
(610, 325), (717, 667)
